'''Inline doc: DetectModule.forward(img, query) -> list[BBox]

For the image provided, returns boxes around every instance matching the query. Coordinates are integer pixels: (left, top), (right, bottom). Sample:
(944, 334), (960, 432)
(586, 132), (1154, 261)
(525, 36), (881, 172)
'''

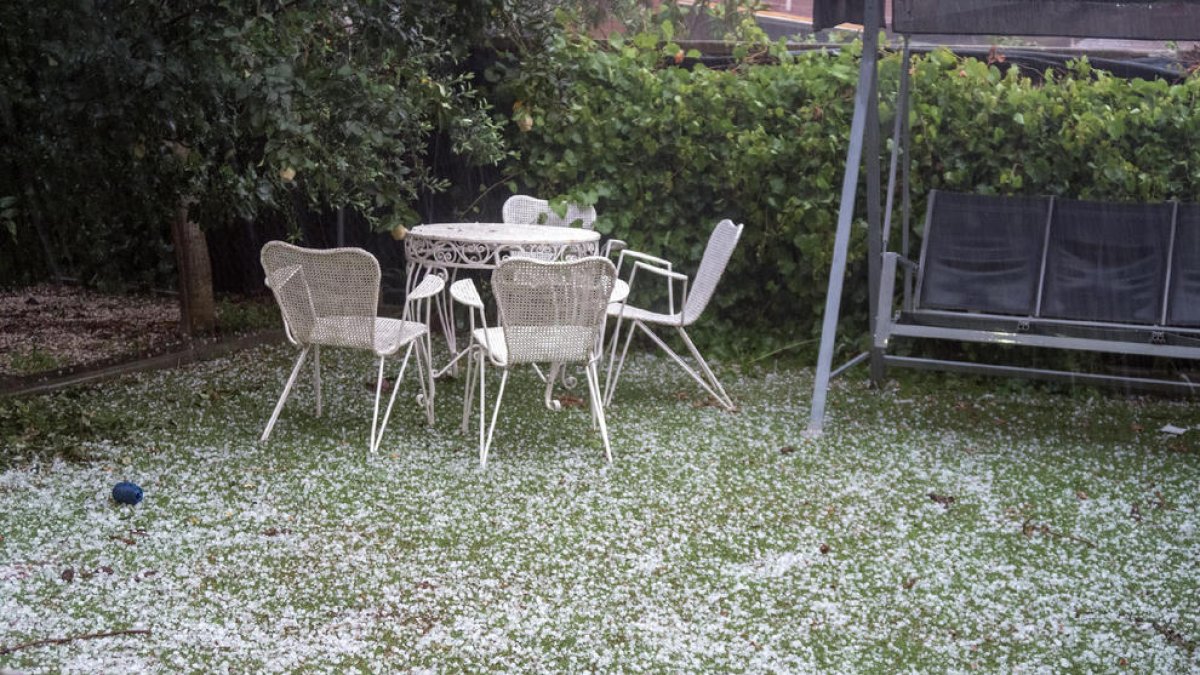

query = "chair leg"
(372, 344), (415, 453)
(677, 327), (735, 410)
(424, 333), (437, 425)
(413, 336), (434, 426)
(636, 323), (735, 411)
(477, 352), (486, 461)
(313, 345), (322, 417)
(585, 362), (612, 463)
(604, 318), (638, 407)
(542, 363), (563, 412)
(369, 356), (387, 452)
(462, 346), (477, 435)
(603, 313), (627, 403)
(435, 269), (460, 376)
(261, 346), (311, 442)
(481, 368), (509, 468)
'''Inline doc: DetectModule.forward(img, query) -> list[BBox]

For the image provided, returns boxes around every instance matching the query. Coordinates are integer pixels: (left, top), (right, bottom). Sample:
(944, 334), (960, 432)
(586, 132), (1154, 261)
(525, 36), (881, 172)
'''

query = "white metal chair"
(451, 256), (618, 467)
(604, 219), (744, 411)
(502, 194), (598, 230)
(502, 193), (625, 270)
(259, 241), (444, 451)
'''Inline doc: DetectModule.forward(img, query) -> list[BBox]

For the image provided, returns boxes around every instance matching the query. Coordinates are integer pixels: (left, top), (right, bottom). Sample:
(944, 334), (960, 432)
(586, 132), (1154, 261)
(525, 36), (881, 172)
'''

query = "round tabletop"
(410, 222), (599, 246)
(406, 222), (601, 270)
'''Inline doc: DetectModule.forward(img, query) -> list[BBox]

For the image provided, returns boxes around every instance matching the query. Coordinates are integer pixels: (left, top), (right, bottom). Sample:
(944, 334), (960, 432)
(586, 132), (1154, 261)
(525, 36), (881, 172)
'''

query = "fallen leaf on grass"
(929, 493), (956, 508)
(366, 378), (394, 393)
(1142, 618), (1197, 654)
(1153, 491), (1173, 511)
(1021, 518), (1096, 548)
(1076, 490), (1089, 500)
(109, 529), (148, 547)
(779, 446), (796, 455)
(691, 397), (727, 410)
(902, 576), (918, 590)
(556, 395), (586, 409)
(1166, 438), (1196, 453)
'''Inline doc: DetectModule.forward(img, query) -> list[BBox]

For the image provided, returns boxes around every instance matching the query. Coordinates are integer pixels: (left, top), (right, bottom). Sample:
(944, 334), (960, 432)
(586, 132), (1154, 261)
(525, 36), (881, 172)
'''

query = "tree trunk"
(24, 182), (64, 281)
(171, 202), (216, 336)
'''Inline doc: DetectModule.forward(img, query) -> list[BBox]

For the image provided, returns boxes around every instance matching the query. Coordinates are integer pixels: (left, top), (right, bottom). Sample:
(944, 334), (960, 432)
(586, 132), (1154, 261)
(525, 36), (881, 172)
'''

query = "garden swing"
(806, 0), (1200, 434)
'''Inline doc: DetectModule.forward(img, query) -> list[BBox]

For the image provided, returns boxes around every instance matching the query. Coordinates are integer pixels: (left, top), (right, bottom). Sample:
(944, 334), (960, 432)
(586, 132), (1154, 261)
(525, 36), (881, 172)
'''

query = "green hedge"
(501, 34), (1200, 356)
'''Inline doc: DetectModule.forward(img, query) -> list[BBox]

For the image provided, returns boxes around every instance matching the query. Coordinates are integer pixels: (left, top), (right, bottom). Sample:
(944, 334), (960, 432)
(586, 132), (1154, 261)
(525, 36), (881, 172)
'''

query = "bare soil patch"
(0, 284), (276, 382)
(0, 284), (182, 377)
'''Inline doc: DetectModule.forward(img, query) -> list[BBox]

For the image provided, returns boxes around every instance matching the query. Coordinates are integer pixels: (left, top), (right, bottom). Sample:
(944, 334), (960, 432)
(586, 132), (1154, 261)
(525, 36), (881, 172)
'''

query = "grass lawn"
(1, 342), (1198, 672)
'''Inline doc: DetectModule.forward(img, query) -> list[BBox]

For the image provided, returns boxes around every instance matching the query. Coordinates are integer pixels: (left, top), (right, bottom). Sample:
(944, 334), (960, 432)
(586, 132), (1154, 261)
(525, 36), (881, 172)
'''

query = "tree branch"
(0, 629), (151, 656)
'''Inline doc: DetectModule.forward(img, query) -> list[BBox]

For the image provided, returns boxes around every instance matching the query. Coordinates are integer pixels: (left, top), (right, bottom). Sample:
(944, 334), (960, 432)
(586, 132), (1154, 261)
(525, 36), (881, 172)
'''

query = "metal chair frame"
(451, 256), (618, 467)
(875, 190), (1200, 391)
(502, 195), (598, 230)
(260, 241), (443, 451)
(604, 220), (744, 411)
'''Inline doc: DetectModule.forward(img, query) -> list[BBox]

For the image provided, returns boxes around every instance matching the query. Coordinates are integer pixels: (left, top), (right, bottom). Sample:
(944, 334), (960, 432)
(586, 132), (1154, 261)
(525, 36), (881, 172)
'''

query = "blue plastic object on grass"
(112, 481), (143, 506)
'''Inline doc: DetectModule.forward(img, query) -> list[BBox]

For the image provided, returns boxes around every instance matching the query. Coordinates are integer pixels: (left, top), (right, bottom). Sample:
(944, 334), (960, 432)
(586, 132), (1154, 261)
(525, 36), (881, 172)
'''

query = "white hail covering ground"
(1, 344), (1198, 672)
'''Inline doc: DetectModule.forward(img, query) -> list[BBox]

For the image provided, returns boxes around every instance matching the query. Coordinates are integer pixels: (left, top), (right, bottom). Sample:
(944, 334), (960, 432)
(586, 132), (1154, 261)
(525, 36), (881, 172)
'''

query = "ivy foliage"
(906, 50), (1200, 203)
(501, 24), (1200, 355)
(500, 27), (867, 353)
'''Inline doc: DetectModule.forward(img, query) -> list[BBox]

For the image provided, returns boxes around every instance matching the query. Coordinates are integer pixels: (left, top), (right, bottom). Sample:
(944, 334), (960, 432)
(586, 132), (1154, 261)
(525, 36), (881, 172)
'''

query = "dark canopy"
(813, 0), (1200, 40)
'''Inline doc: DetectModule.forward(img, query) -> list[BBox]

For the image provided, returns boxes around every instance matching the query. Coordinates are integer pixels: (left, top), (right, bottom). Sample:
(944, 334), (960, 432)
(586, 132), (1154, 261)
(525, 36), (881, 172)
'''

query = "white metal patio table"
(405, 222), (602, 377)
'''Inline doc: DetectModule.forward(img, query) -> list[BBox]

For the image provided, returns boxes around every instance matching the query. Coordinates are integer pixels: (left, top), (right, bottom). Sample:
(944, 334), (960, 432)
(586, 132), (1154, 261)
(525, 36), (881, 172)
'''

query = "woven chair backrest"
(683, 219), (743, 325)
(260, 241), (380, 349)
(502, 195), (597, 230)
(492, 256), (616, 364)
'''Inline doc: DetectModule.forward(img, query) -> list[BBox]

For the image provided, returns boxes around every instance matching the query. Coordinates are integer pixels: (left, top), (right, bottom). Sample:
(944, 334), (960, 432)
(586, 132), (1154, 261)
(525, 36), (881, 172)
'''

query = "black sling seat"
(874, 190), (1200, 391)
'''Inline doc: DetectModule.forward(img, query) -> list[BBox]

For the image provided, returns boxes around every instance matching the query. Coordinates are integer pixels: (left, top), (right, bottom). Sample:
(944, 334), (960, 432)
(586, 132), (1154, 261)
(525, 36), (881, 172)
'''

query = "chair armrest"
(628, 260), (689, 317)
(633, 260), (687, 282)
(618, 249), (672, 270)
(407, 274), (445, 302)
(609, 279), (630, 305)
(603, 239), (627, 257)
(450, 278), (484, 310)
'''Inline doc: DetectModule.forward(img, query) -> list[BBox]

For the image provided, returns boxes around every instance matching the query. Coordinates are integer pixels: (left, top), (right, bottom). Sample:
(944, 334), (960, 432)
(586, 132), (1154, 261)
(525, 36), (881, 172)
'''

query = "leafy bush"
(501, 27), (1200, 356)
(906, 50), (1200, 203)
(499, 29), (866, 356)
